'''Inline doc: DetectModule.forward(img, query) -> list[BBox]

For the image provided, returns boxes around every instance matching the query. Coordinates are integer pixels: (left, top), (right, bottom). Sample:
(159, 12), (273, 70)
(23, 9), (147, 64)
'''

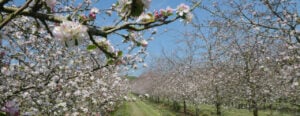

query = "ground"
(111, 95), (295, 116)
(111, 98), (176, 116)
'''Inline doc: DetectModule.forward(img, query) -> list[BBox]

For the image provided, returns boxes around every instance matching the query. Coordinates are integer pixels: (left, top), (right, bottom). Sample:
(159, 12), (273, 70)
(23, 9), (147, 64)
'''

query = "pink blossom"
(154, 7), (174, 20)
(89, 8), (99, 20)
(166, 7), (174, 15)
(140, 40), (148, 47)
(154, 10), (163, 19)
(0, 52), (5, 57)
(176, 3), (190, 16)
(1, 101), (20, 116)
(45, 0), (56, 10)
(176, 3), (193, 23)
(89, 13), (96, 20)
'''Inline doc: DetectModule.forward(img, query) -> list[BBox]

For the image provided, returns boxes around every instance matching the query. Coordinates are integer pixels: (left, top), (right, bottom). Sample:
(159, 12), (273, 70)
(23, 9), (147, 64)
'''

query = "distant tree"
(0, 0), (198, 115)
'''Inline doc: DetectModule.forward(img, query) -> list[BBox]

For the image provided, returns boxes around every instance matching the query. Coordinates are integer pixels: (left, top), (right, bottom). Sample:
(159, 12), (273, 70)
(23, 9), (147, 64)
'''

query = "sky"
(92, 0), (202, 76)
(91, 0), (199, 76)
(125, 0), (201, 76)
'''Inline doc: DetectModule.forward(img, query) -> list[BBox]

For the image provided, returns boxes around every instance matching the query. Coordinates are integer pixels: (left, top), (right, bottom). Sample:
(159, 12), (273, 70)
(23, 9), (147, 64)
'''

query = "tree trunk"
(252, 100), (258, 116)
(216, 102), (221, 116)
(195, 107), (200, 116)
(173, 101), (176, 110)
(248, 100), (252, 111)
(215, 86), (221, 116)
(184, 100), (187, 115)
(269, 104), (273, 116)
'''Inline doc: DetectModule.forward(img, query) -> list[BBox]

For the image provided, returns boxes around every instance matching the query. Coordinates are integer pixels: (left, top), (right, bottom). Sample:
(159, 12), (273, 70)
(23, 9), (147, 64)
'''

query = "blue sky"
(92, 0), (201, 76)
(126, 0), (200, 76)
(92, 0), (208, 76)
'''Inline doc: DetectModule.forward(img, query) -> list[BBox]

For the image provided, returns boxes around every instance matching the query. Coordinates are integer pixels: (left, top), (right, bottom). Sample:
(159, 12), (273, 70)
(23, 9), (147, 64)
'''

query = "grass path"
(112, 98), (176, 116)
(128, 102), (145, 116)
(112, 98), (294, 116)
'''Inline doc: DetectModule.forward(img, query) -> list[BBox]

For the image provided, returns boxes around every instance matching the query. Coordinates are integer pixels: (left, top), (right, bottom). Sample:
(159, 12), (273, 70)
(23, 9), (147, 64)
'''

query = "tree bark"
(269, 104), (273, 116)
(173, 101), (176, 110)
(184, 100), (187, 115)
(215, 87), (222, 116)
(216, 102), (221, 116)
(252, 100), (258, 116)
(195, 107), (200, 116)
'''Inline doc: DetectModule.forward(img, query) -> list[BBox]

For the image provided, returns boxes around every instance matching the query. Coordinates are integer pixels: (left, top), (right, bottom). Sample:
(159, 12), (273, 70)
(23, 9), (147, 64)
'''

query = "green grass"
(185, 103), (294, 116)
(126, 75), (137, 81)
(111, 95), (176, 116)
(144, 100), (178, 116)
(220, 107), (292, 116)
(147, 99), (296, 116)
(112, 96), (297, 116)
(111, 102), (131, 116)
(134, 99), (161, 116)
(184, 103), (294, 116)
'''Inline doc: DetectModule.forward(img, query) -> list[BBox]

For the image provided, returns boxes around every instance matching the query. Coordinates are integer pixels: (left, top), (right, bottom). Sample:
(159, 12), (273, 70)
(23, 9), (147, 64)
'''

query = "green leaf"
(0, 112), (6, 116)
(87, 44), (97, 51)
(107, 58), (115, 65)
(147, 13), (155, 22)
(117, 51), (123, 57)
(136, 42), (141, 47)
(19, 66), (25, 70)
(46, 6), (51, 13)
(131, 0), (144, 17)
(0, 15), (2, 22)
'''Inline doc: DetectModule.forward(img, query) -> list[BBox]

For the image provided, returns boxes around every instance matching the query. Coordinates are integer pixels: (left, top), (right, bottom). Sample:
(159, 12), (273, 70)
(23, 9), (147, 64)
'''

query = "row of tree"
(131, 0), (300, 116)
(0, 0), (196, 115)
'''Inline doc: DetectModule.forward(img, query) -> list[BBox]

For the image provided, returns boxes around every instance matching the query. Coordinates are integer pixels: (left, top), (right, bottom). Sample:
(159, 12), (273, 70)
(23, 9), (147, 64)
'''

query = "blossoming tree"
(131, 0), (300, 116)
(0, 0), (197, 115)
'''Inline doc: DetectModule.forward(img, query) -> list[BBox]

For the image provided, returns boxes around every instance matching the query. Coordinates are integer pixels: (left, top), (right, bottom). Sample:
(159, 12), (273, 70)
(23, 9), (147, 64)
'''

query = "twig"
(0, 0), (33, 30)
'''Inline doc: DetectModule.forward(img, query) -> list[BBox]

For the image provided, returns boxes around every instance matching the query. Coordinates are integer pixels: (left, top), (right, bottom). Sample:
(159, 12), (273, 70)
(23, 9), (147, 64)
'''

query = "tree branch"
(87, 32), (116, 59)
(1, 1), (201, 37)
(0, 0), (10, 7)
(0, 0), (33, 30)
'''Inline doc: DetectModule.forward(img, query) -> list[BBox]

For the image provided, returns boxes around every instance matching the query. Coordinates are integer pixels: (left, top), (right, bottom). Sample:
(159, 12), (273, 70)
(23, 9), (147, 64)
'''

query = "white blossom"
(140, 39), (148, 47)
(53, 21), (88, 46)
(90, 7), (100, 14)
(176, 3), (190, 16)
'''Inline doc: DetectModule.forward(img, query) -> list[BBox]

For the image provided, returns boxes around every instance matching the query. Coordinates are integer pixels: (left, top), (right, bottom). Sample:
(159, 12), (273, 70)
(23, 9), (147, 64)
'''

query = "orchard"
(0, 0), (299, 116)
